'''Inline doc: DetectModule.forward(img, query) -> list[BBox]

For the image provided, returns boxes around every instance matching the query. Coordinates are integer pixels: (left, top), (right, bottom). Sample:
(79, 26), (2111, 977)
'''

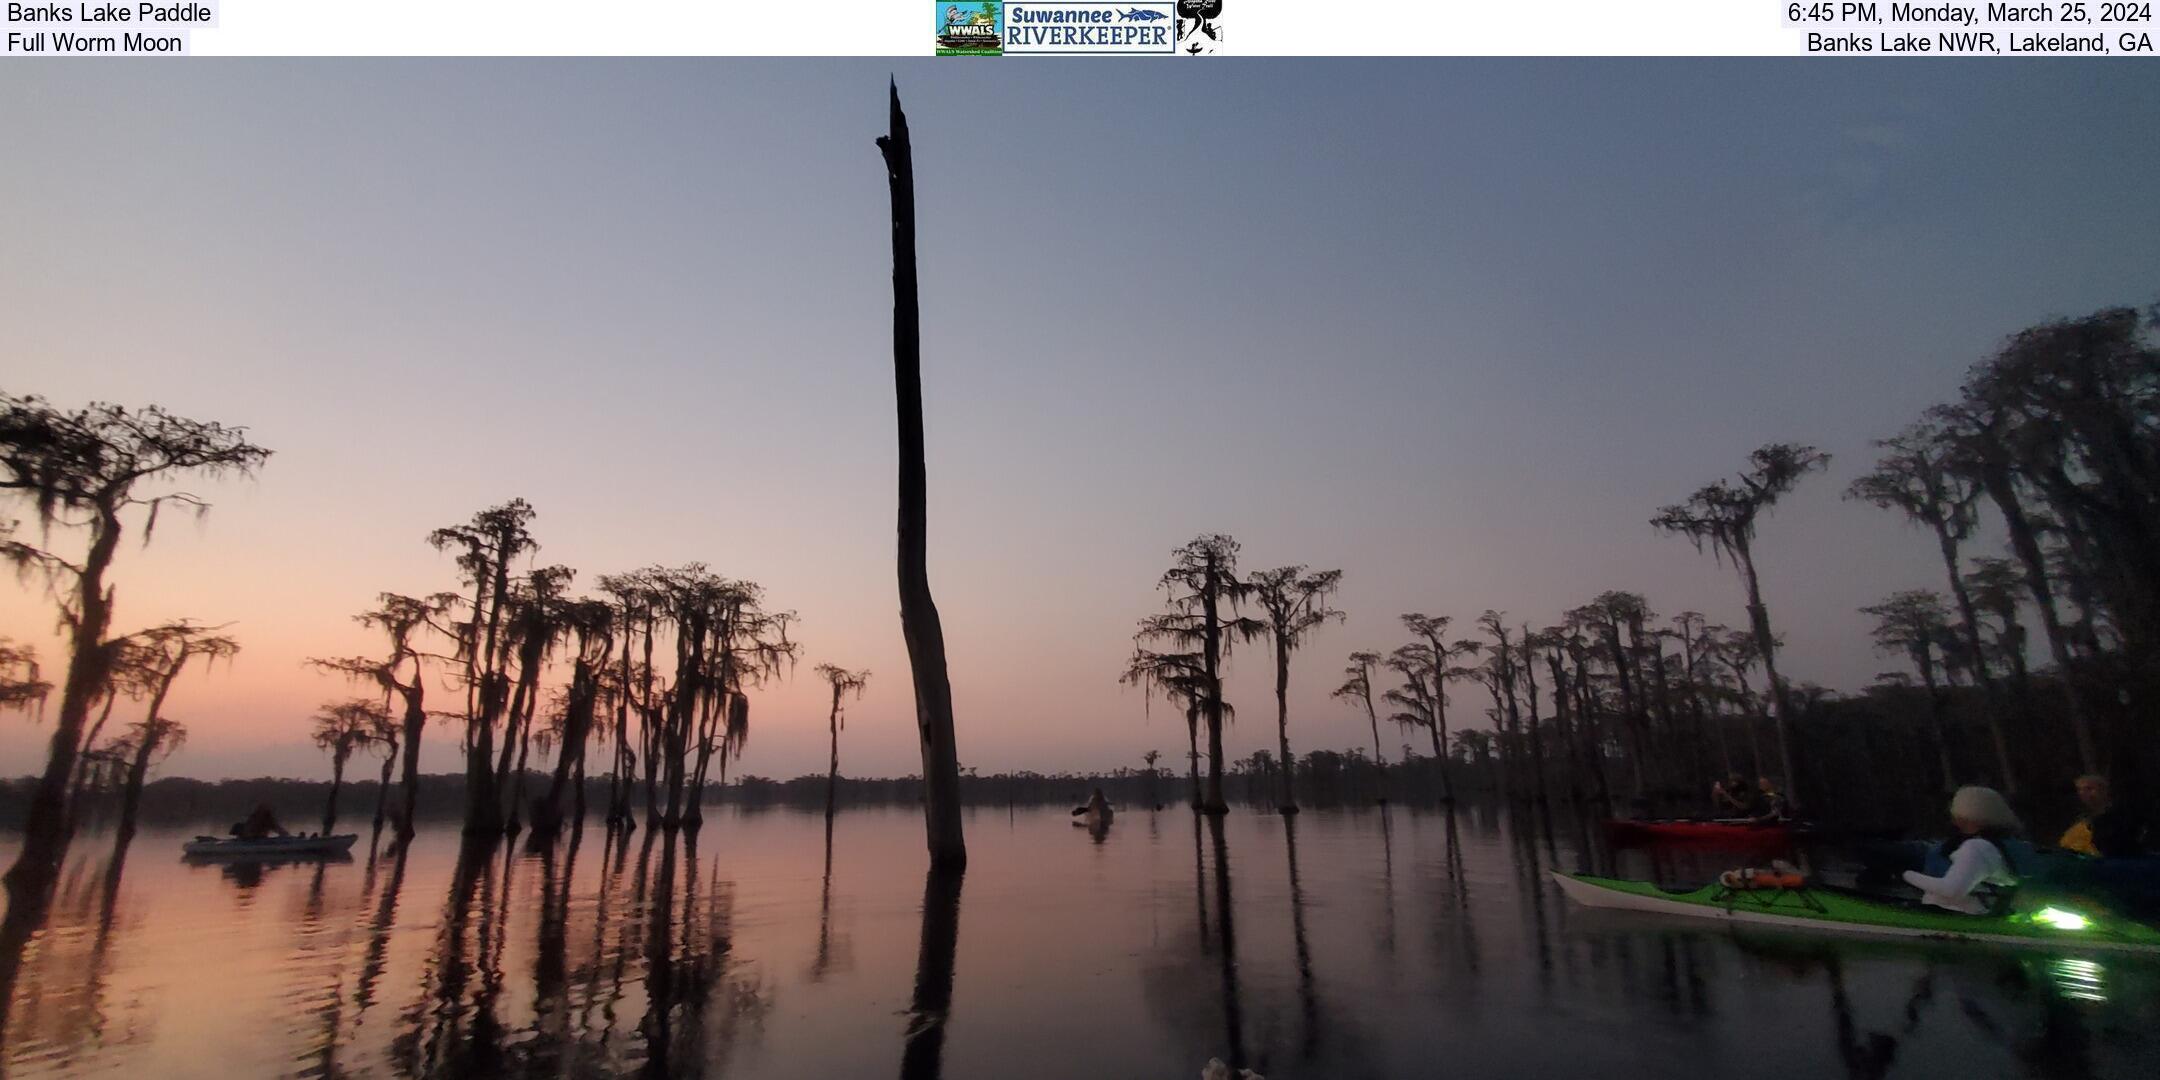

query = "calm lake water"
(2, 804), (2157, 1079)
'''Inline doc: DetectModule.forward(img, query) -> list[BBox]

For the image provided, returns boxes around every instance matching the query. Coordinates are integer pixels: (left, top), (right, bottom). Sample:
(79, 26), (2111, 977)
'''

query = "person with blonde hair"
(1902, 786), (2021, 914)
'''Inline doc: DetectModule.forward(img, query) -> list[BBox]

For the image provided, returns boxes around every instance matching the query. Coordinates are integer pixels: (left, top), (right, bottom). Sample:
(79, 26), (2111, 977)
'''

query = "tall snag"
(879, 81), (965, 869)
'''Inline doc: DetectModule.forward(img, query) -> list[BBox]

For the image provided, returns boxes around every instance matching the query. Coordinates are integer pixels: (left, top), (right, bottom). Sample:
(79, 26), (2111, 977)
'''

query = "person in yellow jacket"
(2058, 775), (2145, 857)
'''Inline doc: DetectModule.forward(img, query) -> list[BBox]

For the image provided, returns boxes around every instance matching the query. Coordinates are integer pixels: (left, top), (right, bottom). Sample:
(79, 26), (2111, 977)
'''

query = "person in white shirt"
(1902, 785), (2021, 915)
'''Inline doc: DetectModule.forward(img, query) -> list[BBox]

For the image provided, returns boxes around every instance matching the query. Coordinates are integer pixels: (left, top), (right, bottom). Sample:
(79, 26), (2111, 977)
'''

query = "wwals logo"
(936, 1), (1003, 55)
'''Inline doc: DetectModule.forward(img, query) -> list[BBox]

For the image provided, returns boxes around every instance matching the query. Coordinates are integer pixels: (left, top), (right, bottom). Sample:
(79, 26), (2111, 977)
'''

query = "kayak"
(1550, 871), (2160, 954)
(182, 833), (359, 859)
(1603, 818), (1792, 845)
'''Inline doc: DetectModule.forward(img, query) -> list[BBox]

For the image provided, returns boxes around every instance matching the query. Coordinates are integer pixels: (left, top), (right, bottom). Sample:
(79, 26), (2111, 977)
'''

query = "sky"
(2, 61), (2157, 784)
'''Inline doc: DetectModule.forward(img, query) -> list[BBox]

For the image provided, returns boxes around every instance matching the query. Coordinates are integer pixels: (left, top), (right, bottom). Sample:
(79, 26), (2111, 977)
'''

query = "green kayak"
(1550, 871), (2160, 955)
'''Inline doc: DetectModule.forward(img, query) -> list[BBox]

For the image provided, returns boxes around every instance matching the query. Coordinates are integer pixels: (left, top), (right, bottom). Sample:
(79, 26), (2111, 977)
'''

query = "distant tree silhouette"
(428, 498), (539, 836)
(1568, 592), (1655, 798)
(0, 392), (270, 924)
(312, 698), (387, 833)
(1849, 421), (2017, 793)
(533, 596), (614, 834)
(1471, 612), (1526, 800)
(1332, 651), (1387, 801)
(1134, 535), (1264, 814)
(815, 664), (870, 816)
(596, 568), (662, 830)
(879, 82), (966, 870)
(108, 622), (237, 855)
(363, 700), (400, 838)
(1961, 557), (2032, 696)
(310, 591), (453, 841)
(0, 639), (49, 715)
(1249, 565), (1344, 813)
(496, 565), (576, 835)
(1121, 646), (1223, 808)
(1654, 442), (1830, 806)
(1397, 615), (1483, 801)
(1382, 644), (1442, 793)
(1862, 589), (1958, 792)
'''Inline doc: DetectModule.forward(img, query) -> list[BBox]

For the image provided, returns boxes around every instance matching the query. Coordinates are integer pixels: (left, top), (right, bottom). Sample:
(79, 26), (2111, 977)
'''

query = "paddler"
(1749, 777), (1790, 824)
(1902, 786), (2020, 914)
(230, 802), (291, 840)
(2058, 774), (2146, 858)
(1711, 772), (1758, 816)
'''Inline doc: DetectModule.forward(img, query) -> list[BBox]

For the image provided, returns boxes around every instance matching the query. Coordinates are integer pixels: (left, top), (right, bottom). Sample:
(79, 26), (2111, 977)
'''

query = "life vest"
(1719, 866), (1806, 890)
(2059, 819), (2098, 857)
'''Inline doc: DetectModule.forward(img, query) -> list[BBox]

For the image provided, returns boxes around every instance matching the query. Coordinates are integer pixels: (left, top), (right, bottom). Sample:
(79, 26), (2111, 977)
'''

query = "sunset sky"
(3, 62), (2157, 783)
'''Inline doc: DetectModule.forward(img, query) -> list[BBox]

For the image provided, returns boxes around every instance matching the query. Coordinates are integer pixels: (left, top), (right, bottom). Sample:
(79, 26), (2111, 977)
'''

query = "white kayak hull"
(183, 834), (359, 859)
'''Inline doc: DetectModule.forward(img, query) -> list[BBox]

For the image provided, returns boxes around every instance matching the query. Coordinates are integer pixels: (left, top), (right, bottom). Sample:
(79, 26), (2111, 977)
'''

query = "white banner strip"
(2, 0), (2151, 56)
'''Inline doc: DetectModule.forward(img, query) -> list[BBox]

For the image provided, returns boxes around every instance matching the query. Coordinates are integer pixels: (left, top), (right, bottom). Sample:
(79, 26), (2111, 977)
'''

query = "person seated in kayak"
(2058, 774), (2146, 858)
(1902, 786), (2020, 914)
(1749, 777), (1790, 824)
(230, 802), (290, 840)
(1711, 772), (1760, 817)
(1085, 787), (1113, 821)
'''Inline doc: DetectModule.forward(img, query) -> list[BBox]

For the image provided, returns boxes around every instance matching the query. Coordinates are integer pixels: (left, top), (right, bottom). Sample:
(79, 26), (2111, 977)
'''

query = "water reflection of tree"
(899, 865), (964, 1080)
(1431, 807), (1481, 979)
(0, 853), (131, 1067)
(395, 838), (496, 1075)
(637, 830), (772, 1077)
(1281, 815), (1319, 1062)
(809, 812), (853, 982)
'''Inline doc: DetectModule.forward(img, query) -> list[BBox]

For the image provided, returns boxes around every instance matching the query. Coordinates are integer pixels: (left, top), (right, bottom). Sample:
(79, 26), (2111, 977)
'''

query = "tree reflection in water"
(899, 864), (964, 1080)
(810, 811), (853, 983)
(1206, 814), (1247, 1075)
(3, 811), (2154, 1078)
(1281, 814), (1319, 1063)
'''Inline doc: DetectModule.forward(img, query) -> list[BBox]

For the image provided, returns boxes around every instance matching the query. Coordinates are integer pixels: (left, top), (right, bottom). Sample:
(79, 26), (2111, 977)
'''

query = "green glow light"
(2033, 907), (2091, 931)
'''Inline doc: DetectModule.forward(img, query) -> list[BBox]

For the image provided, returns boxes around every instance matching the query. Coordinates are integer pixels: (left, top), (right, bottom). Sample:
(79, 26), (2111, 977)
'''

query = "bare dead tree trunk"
(880, 81), (966, 871)
(1184, 703), (1202, 808)
(1977, 459), (2099, 773)
(1273, 647), (1297, 813)
(395, 680), (426, 841)
(324, 745), (350, 834)
(1934, 521), (2017, 794)
(371, 739), (396, 838)
(826, 686), (843, 818)
(1738, 545), (1803, 808)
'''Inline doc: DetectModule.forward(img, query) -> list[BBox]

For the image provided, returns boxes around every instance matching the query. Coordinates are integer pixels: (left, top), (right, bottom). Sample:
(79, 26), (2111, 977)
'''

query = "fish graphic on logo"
(1119, 6), (1169, 18)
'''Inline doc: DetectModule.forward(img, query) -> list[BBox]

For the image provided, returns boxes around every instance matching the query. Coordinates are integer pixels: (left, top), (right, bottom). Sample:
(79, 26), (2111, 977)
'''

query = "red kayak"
(1602, 818), (1793, 846)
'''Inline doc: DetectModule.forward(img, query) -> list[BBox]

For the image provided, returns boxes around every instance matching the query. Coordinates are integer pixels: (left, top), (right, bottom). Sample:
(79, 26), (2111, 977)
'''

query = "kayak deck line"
(1549, 871), (2160, 955)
